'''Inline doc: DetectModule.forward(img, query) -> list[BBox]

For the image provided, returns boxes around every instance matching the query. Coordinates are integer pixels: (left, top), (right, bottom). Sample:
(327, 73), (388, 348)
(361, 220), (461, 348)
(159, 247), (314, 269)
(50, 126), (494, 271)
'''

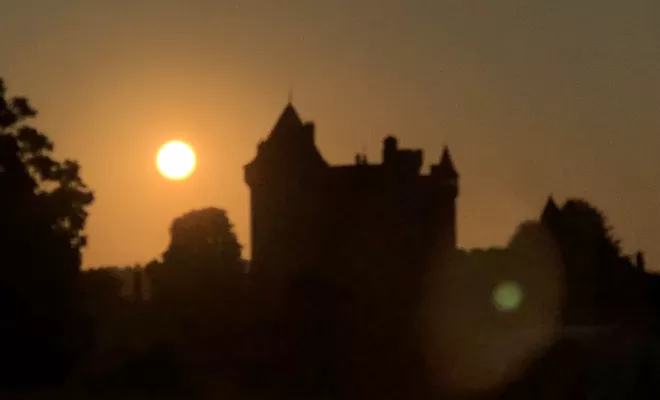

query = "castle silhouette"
(245, 103), (460, 299)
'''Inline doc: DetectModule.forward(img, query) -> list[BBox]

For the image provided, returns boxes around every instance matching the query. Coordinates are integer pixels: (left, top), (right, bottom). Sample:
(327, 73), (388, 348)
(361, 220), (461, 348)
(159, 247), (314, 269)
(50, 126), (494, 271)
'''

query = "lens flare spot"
(493, 281), (523, 312)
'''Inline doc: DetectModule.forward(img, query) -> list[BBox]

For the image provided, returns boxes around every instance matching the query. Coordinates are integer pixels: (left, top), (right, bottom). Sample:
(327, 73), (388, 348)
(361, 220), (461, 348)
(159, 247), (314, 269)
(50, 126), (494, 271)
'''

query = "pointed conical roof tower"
(436, 146), (458, 178)
(540, 195), (560, 226)
(268, 102), (303, 141)
(245, 102), (328, 188)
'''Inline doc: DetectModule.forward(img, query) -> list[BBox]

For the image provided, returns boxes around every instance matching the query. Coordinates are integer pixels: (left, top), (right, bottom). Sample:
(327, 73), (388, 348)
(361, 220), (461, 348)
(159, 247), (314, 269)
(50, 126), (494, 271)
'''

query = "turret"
(270, 102), (303, 141)
(429, 146), (459, 251)
(431, 146), (459, 197)
(383, 136), (398, 165)
(244, 103), (328, 282)
(244, 103), (327, 188)
(382, 136), (424, 176)
(540, 195), (561, 231)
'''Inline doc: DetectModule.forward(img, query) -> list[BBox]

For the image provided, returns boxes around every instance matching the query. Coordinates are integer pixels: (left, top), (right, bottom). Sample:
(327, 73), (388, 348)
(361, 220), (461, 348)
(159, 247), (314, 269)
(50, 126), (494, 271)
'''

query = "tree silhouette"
(148, 207), (244, 301)
(540, 198), (639, 326)
(0, 79), (93, 253)
(0, 78), (94, 387)
(163, 207), (243, 269)
(146, 207), (247, 382)
(79, 268), (125, 318)
(497, 199), (653, 400)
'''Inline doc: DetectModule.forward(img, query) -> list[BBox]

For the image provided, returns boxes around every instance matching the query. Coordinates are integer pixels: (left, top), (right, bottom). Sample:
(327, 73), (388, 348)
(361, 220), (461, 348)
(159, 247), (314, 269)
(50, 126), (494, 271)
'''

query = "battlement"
(381, 136), (424, 176)
(378, 135), (458, 181)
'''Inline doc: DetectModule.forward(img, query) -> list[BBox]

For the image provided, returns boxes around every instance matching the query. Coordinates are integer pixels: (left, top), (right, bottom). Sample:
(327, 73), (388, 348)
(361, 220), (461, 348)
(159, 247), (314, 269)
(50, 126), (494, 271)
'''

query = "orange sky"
(1, 1), (659, 269)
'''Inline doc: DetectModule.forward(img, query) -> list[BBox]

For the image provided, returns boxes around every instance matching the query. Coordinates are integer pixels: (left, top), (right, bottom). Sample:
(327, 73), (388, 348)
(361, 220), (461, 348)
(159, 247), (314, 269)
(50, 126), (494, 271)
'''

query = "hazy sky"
(1, 0), (659, 269)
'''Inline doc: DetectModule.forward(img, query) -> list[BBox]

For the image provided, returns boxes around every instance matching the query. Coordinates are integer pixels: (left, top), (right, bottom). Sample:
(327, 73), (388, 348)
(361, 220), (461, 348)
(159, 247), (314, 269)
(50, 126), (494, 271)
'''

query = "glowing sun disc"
(157, 140), (196, 180)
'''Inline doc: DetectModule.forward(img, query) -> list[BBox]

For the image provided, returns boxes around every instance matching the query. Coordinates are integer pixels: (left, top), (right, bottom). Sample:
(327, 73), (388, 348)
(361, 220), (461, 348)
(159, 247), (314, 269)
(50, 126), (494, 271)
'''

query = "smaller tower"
(434, 146), (459, 194)
(540, 195), (561, 234)
(430, 146), (459, 250)
(382, 136), (398, 165)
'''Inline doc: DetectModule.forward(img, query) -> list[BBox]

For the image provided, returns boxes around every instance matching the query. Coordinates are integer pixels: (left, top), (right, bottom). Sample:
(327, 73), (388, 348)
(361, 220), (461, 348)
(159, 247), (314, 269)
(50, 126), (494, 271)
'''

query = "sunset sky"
(1, 1), (659, 269)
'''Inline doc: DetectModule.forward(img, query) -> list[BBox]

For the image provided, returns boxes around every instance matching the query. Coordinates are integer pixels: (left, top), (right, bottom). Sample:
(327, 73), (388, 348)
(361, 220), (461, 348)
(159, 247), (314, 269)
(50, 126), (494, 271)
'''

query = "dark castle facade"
(240, 104), (653, 398)
(245, 103), (459, 299)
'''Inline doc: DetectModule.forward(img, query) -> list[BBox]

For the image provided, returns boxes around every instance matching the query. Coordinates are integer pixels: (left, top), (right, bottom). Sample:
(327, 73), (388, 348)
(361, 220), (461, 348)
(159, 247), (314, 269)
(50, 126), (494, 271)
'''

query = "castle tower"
(244, 103), (328, 287)
(540, 195), (561, 235)
(430, 146), (459, 251)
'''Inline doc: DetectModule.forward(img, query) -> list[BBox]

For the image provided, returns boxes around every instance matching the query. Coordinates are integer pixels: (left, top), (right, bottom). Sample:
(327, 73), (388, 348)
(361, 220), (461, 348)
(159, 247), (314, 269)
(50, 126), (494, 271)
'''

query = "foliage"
(148, 207), (244, 299)
(538, 198), (648, 328)
(163, 207), (243, 268)
(0, 78), (94, 387)
(0, 79), (94, 252)
(79, 268), (125, 317)
(144, 208), (247, 377)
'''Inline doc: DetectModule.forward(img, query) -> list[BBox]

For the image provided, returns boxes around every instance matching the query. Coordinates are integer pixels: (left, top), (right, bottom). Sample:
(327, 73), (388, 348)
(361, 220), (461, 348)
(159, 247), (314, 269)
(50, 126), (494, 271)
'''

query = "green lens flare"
(492, 281), (523, 312)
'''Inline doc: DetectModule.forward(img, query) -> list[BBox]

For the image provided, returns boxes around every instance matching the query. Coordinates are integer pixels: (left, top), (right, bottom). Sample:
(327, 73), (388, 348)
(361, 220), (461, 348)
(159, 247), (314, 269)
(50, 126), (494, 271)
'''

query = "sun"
(156, 140), (196, 180)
